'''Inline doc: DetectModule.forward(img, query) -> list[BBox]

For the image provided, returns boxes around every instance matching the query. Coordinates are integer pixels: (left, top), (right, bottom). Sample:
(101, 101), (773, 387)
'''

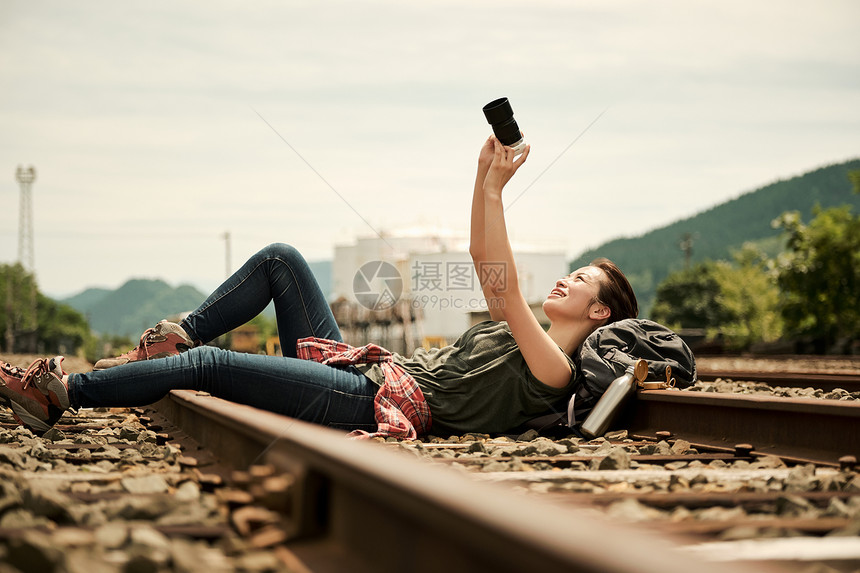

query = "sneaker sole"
(33, 373), (71, 411)
(9, 400), (52, 433)
(93, 344), (193, 371)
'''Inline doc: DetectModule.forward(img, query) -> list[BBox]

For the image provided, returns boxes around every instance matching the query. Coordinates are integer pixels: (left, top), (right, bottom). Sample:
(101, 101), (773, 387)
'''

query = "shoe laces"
(137, 326), (162, 359)
(2, 358), (52, 391)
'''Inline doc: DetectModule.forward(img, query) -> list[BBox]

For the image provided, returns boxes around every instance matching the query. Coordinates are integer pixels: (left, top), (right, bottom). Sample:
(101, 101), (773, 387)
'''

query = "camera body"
(482, 97), (526, 156)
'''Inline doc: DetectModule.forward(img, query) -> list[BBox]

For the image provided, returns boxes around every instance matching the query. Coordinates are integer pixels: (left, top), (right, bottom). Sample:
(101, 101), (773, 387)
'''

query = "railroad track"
(153, 389), (858, 572)
(697, 369), (860, 393)
(627, 389), (860, 465)
(0, 364), (858, 571)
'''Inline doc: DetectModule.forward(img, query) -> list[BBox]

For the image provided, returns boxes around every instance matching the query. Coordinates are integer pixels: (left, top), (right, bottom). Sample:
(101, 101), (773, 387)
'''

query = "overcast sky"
(1, 0), (858, 298)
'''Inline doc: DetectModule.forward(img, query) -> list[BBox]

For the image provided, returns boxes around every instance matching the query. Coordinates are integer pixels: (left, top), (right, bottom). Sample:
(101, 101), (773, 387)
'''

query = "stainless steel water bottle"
(581, 359), (648, 438)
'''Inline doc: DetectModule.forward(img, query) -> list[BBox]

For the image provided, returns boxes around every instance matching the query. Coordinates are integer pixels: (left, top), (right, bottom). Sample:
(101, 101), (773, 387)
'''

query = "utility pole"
(15, 165), (38, 352)
(16, 166), (36, 272)
(222, 231), (232, 278)
(680, 232), (694, 269)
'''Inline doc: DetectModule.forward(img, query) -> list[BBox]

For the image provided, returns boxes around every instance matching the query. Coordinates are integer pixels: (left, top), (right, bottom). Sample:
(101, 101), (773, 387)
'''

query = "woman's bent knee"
(259, 243), (304, 264)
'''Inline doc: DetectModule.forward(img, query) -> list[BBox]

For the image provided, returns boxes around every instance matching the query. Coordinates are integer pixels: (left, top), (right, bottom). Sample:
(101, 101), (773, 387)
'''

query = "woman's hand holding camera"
(482, 136), (530, 198)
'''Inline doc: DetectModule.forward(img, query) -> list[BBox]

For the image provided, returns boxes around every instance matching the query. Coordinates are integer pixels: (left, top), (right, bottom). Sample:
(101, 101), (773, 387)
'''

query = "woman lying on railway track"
(0, 136), (638, 439)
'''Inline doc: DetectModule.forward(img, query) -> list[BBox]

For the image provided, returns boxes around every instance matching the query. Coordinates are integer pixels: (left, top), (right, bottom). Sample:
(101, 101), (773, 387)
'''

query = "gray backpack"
(523, 319), (696, 433)
(568, 318), (697, 425)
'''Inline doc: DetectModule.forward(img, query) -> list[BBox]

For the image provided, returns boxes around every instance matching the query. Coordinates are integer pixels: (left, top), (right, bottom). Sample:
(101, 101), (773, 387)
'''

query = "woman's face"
(543, 266), (606, 323)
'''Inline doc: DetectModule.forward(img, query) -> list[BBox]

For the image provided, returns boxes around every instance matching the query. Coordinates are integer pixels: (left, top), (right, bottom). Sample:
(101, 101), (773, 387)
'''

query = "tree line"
(651, 171), (860, 354)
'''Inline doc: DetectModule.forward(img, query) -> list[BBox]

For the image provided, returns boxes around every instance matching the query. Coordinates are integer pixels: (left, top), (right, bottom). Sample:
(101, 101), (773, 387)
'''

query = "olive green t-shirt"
(358, 321), (575, 435)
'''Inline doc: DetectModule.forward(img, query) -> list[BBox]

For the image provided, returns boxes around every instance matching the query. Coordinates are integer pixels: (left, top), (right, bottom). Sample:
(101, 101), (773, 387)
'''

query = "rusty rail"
(627, 390), (860, 465)
(151, 390), (766, 573)
(696, 369), (860, 392)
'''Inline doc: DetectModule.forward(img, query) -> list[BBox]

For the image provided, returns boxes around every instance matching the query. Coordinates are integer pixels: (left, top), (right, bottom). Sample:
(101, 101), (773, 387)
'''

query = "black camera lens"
(483, 97), (523, 146)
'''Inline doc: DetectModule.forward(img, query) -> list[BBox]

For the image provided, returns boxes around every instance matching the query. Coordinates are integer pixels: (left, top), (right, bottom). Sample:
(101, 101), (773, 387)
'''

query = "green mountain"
(62, 279), (206, 338)
(571, 158), (860, 316)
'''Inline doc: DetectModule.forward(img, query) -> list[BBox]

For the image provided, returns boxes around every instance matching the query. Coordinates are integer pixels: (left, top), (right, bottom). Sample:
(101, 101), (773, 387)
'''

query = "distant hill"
(62, 279), (207, 338)
(61, 261), (333, 338)
(571, 158), (860, 316)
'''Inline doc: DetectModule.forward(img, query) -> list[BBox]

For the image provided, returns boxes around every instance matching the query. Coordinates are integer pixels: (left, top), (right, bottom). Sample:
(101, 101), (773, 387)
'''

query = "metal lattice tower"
(15, 165), (37, 271)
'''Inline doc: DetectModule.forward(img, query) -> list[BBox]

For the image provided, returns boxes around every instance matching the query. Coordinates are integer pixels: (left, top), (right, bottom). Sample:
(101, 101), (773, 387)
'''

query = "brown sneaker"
(94, 320), (194, 370)
(0, 356), (70, 435)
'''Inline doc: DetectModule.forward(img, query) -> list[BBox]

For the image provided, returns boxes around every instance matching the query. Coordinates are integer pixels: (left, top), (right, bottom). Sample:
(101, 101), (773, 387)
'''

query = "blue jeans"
(68, 244), (378, 431)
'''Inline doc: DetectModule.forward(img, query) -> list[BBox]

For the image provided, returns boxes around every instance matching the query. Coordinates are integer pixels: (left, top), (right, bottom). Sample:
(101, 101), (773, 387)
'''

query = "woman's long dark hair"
(590, 258), (638, 324)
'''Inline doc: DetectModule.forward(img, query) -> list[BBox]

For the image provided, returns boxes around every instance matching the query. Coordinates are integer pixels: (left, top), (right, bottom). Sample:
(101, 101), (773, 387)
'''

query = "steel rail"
(152, 390), (767, 573)
(626, 390), (860, 465)
(696, 369), (860, 392)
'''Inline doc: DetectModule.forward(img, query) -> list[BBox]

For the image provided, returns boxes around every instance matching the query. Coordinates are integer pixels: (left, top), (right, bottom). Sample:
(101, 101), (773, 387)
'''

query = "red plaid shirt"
(296, 337), (432, 440)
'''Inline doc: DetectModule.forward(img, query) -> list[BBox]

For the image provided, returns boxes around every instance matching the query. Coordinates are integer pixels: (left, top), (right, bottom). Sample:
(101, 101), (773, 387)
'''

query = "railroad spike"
(734, 444), (754, 457)
(838, 455), (857, 472)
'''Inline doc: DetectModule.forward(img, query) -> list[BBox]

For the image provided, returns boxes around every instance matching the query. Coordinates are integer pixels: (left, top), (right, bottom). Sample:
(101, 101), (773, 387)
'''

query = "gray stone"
(5, 531), (64, 573)
(0, 446), (34, 470)
(21, 483), (73, 522)
(121, 475), (169, 494)
(670, 439), (691, 455)
(694, 506), (746, 521)
(63, 548), (117, 573)
(0, 508), (54, 529)
(669, 474), (690, 492)
(136, 430), (158, 444)
(156, 501), (216, 527)
(175, 480), (201, 502)
(108, 496), (175, 520)
(823, 497), (853, 519)
(719, 526), (763, 541)
(534, 441), (565, 457)
(128, 526), (171, 566)
(593, 441), (614, 456)
(516, 429), (539, 442)
(664, 461), (688, 471)
(844, 475), (860, 492)
(52, 528), (97, 547)
(776, 494), (816, 517)
(605, 498), (664, 522)
(137, 442), (159, 458)
(118, 426), (140, 441)
(119, 449), (144, 463)
(233, 551), (282, 573)
(466, 441), (486, 454)
(556, 438), (581, 452)
(512, 444), (538, 457)
(604, 430), (628, 440)
(170, 538), (231, 573)
(73, 434), (107, 445)
(593, 448), (631, 470)
(750, 455), (787, 469)
(784, 463), (818, 492)
(94, 522), (129, 549)
(41, 428), (66, 442)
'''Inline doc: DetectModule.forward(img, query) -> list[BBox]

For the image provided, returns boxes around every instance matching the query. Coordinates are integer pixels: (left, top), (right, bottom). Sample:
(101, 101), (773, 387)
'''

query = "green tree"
(712, 246), (783, 349)
(651, 254), (782, 350)
(36, 292), (92, 356)
(773, 205), (860, 352)
(651, 261), (734, 333)
(1, 263), (39, 353)
(1, 263), (92, 355)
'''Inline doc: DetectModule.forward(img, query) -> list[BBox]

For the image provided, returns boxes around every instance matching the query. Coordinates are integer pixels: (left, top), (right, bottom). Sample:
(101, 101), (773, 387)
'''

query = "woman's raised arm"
(470, 136), (506, 321)
(480, 138), (573, 389)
